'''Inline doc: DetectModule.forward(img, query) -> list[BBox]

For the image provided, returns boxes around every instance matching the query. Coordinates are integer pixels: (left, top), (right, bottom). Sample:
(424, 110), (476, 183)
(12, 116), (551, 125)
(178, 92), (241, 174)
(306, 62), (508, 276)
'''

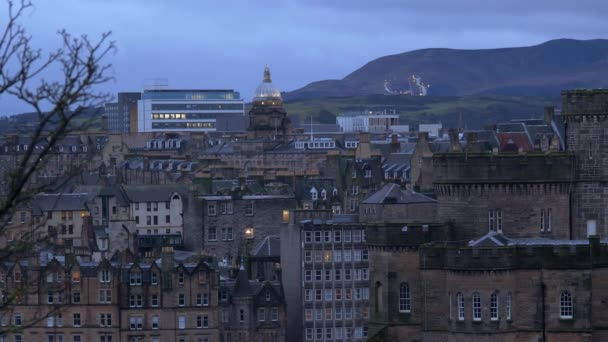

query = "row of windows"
(135, 215), (172, 225)
(207, 227), (234, 241)
(309, 188), (338, 201)
(304, 249), (369, 263)
(488, 208), (554, 233)
(129, 314), (210, 330)
(207, 201), (254, 216)
(304, 230), (366, 244)
(152, 112), (239, 120)
(135, 201), (175, 211)
(304, 268), (369, 282)
(256, 307), (279, 322)
(305, 326), (368, 340)
(452, 292), (512, 321)
(305, 306), (369, 321)
(305, 288), (370, 302)
(151, 103), (244, 111)
(151, 122), (215, 129)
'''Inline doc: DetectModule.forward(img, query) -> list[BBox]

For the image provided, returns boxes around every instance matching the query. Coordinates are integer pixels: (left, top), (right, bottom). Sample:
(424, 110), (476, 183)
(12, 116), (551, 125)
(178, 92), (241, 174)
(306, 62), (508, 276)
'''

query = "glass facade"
(152, 113), (235, 120)
(143, 90), (240, 101)
(152, 103), (243, 111)
(152, 122), (215, 129)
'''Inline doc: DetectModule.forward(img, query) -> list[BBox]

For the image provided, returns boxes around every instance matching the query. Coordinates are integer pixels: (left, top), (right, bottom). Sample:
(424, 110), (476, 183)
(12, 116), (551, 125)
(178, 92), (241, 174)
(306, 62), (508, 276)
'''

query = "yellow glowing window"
(72, 271), (81, 283)
(245, 228), (254, 239)
(324, 251), (331, 262)
(282, 210), (289, 223)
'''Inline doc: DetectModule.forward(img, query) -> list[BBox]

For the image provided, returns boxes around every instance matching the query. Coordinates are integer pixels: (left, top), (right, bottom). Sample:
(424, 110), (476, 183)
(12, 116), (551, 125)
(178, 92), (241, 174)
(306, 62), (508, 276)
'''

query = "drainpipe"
(541, 278), (546, 342)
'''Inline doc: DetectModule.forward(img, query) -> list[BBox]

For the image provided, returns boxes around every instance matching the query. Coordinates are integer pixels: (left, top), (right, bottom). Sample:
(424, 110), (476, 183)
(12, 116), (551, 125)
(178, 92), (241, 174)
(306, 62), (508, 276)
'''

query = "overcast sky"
(1, 0), (607, 115)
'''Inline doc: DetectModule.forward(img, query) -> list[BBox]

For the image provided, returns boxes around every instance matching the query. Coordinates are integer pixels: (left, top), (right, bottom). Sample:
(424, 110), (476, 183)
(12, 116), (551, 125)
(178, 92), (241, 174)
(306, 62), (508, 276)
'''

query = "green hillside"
(285, 39), (608, 100)
(284, 95), (559, 129)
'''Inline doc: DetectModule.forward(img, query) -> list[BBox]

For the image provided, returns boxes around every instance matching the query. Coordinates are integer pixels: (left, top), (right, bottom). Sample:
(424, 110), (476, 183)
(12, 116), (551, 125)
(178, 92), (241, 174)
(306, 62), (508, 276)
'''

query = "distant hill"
(284, 39), (608, 100)
(284, 95), (558, 130)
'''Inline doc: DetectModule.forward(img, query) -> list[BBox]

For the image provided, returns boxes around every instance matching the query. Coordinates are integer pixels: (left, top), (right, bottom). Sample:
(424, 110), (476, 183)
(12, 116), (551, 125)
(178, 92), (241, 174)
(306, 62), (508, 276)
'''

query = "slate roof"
(362, 183), (436, 204)
(251, 235), (280, 258)
(468, 231), (608, 247)
(382, 153), (411, 175)
(497, 123), (526, 133)
(122, 184), (187, 202)
(497, 132), (533, 152)
(33, 193), (92, 213)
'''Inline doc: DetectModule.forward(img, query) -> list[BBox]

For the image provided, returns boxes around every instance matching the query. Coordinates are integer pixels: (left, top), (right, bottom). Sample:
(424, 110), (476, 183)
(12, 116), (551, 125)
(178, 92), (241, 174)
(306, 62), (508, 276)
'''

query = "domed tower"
(248, 65), (292, 139)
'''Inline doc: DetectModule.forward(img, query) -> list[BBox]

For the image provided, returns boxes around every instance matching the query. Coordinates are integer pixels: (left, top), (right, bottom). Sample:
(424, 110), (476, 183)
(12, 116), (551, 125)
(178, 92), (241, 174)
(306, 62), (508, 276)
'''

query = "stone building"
(562, 89), (608, 238)
(0, 247), (287, 342)
(201, 190), (296, 268)
(219, 266), (286, 342)
(365, 89), (608, 341)
(247, 66), (292, 140)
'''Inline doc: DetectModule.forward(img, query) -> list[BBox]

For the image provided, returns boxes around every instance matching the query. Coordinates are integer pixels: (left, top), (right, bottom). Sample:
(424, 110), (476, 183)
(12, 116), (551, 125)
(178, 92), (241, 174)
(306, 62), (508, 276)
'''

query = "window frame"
(398, 282), (411, 313)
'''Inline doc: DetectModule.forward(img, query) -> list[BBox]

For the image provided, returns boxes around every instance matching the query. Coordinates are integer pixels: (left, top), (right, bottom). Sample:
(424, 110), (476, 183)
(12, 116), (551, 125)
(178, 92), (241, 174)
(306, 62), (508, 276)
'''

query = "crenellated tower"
(563, 89), (608, 238)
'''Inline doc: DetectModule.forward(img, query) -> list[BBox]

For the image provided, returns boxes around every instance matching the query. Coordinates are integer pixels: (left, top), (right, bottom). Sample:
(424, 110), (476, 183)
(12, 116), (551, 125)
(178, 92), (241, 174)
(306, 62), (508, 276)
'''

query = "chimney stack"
(161, 246), (174, 289)
(448, 129), (462, 152)
(544, 106), (555, 125)
(390, 134), (400, 153)
(465, 132), (481, 153)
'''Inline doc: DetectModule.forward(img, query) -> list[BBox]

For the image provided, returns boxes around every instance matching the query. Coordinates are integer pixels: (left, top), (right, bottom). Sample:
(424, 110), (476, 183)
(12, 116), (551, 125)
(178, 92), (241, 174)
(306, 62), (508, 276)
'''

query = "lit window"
(282, 210), (290, 223)
(245, 228), (254, 239)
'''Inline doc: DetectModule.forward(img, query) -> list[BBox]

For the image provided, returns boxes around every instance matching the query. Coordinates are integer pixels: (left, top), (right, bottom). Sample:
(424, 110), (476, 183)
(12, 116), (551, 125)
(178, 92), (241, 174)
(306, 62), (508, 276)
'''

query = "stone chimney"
(544, 106), (555, 125)
(161, 246), (174, 290)
(465, 132), (481, 153)
(448, 129), (462, 152)
(390, 134), (400, 153)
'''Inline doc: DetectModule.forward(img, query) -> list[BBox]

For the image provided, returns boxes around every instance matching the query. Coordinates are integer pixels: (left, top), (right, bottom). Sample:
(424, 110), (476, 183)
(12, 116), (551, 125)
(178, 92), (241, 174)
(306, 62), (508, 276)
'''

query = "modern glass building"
(137, 89), (245, 132)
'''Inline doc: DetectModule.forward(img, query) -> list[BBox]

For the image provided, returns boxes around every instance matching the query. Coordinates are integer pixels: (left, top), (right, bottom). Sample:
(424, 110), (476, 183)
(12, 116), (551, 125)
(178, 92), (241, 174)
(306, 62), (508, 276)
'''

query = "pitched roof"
(251, 236), (281, 258)
(362, 183), (436, 204)
(122, 184), (187, 202)
(33, 193), (92, 212)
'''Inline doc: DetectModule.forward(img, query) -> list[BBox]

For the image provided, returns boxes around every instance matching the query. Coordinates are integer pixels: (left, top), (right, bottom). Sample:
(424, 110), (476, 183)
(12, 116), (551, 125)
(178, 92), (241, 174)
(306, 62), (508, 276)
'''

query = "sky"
(1, 0), (607, 115)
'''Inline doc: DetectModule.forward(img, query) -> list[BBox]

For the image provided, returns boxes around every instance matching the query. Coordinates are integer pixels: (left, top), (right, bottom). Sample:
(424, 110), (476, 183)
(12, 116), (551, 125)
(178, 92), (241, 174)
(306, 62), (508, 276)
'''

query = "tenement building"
(0, 247), (287, 342)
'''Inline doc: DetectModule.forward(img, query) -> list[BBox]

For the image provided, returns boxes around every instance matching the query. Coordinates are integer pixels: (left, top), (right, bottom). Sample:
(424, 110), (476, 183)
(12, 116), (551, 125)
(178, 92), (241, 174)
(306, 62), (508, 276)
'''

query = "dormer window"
(332, 188), (338, 197)
(13, 270), (21, 282)
(321, 189), (327, 200)
(99, 270), (110, 283)
(71, 146), (76, 152)
(310, 188), (318, 201)
(365, 169), (372, 178)
(129, 271), (142, 285)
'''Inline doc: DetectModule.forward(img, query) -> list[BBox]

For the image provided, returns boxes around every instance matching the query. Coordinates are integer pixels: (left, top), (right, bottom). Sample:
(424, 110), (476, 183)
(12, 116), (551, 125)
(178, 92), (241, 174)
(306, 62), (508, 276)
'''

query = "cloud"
(1, 0), (607, 115)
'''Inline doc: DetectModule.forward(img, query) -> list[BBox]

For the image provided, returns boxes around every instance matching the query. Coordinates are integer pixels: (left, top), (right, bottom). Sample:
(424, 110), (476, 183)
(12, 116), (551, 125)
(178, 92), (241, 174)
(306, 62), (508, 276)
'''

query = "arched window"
(321, 189), (327, 200)
(560, 290), (573, 319)
(490, 292), (499, 321)
(506, 292), (512, 320)
(472, 292), (481, 321)
(399, 282), (411, 313)
(457, 293), (464, 321)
